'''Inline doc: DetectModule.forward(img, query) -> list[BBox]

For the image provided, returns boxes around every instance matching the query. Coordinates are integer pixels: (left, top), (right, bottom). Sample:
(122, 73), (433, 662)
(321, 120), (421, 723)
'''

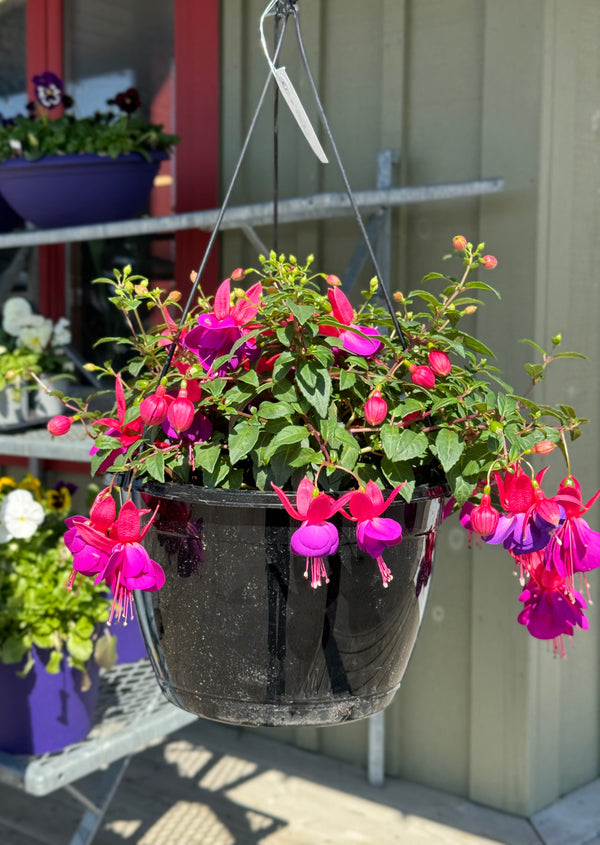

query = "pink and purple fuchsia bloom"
(344, 481), (404, 587)
(461, 466), (600, 653)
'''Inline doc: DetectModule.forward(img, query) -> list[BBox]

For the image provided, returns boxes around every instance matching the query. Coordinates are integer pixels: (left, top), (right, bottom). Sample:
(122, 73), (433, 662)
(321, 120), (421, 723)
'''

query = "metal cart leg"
(65, 756), (132, 845)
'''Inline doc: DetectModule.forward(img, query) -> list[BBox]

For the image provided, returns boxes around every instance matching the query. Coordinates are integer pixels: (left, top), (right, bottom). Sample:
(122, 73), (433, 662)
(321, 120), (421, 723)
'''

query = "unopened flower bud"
(326, 274), (341, 287)
(167, 290), (181, 302)
(470, 493), (500, 536)
(167, 385), (195, 433)
(452, 235), (468, 251)
(533, 440), (555, 455)
(481, 254), (498, 270)
(409, 364), (436, 389)
(140, 385), (169, 426)
(47, 415), (71, 436)
(364, 390), (388, 426)
(231, 267), (245, 282)
(190, 270), (198, 283)
(552, 333), (562, 346)
(393, 291), (404, 302)
(463, 305), (477, 315)
(428, 349), (452, 377)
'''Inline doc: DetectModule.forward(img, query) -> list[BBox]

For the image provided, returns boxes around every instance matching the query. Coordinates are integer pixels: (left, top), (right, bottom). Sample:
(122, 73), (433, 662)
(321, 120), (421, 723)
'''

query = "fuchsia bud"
(533, 440), (555, 455)
(409, 364), (436, 389)
(231, 267), (245, 282)
(47, 415), (72, 436)
(326, 274), (342, 287)
(427, 349), (452, 377)
(452, 235), (467, 251)
(364, 390), (387, 426)
(481, 254), (498, 269)
(140, 384), (169, 426)
(167, 383), (195, 433)
(470, 492), (500, 536)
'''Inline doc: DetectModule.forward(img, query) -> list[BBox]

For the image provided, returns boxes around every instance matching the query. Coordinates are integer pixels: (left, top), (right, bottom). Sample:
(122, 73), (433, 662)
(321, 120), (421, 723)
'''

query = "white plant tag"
(260, 0), (328, 163)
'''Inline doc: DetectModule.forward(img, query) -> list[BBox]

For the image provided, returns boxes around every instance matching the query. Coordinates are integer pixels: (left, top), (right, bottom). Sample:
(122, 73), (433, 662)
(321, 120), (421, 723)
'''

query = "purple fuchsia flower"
(543, 476), (600, 585)
(32, 71), (63, 109)
(344, 481), (404, 587)
(65, 488), (118, 583)
(321, 287), (383, 358)
(271, 477), (350, 588)
(183, 277), (262, 374)
(518, 559), (588, 653)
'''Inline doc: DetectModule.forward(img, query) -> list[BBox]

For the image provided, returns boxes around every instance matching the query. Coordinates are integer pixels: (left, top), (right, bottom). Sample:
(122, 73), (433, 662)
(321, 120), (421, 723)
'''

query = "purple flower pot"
(134, 482), (445, 727)
(0, 151), (167, 229)
(0, 648), (99, 755)
(0, 192), (23, 232)
(114, 616), (148, 663)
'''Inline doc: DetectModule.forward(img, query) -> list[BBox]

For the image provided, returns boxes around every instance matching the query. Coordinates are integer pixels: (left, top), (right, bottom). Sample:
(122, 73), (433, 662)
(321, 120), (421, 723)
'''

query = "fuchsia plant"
(47, 239), (597, 650)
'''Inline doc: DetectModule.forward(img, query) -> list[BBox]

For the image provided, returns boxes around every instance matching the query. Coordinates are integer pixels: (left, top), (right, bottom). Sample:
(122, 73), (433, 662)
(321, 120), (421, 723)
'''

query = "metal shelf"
(0, 660), (196, 797)
(0, 178), (504, 250)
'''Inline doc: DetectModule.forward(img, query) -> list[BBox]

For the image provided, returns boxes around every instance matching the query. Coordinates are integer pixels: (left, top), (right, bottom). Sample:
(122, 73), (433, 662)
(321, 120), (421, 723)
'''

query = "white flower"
(0, 489), (45, 541)
(52, 316), (71, 347)
(17, 318), (54, 353)
(2, 297), (33, 336)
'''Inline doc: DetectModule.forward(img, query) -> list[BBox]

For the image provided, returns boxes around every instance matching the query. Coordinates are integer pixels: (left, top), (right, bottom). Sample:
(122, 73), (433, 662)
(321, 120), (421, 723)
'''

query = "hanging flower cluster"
(65, 487), (164, 625)
(460, 464), (600, 652)
(44, 239), (596, 649)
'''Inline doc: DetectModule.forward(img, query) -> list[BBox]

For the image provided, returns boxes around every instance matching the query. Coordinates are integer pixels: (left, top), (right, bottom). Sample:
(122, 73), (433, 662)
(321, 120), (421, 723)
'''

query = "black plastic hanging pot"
(133, 481), (445, 727)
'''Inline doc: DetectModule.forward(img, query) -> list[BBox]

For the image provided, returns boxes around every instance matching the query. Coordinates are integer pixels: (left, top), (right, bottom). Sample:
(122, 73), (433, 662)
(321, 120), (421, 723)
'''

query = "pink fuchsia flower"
(345, 480), (404, 587)
(47, 415), (72, 436)
(481, 254), (498, 269)
(271, 477), (350, 588)
(518, 562), (588, 649)
(90, 376), (144, 472)
(104, 499), (165, 623)
(544, 476), (600, 584)
(468, 491), (500, 536)
(65, 487), (118, 581)
(427, 349), (452, 377)
(140, 385), (169, 426)
(322, 287), (383, 358)
(409, 364), (435, 389)
(364, 390), (387, 426)
(183, 277), (262, 374)
(167, 383), (195, 434)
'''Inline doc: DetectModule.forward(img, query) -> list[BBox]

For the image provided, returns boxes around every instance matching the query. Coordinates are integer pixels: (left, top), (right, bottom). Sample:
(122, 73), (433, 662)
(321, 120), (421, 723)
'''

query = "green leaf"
(272, 351), (295, 381)
(381, 459), (415, 502)
(193, 442), (222, 473)
(464, 281), (501, 298)
(287, 298), (315, 325)
(228, 420), (261, 465)
(381, 425), (429, 462)
(296, 360), (331, 418)
(434, 429), (464, 473)
(339, 369), (356, 391)
(457, 331), (495, 357)
(552, 351), (587, 360)
(144, 450), (165, 482)
(520, 338), (546, 355)
(263, 426), (309, 461)
(258, 400), (294, 420)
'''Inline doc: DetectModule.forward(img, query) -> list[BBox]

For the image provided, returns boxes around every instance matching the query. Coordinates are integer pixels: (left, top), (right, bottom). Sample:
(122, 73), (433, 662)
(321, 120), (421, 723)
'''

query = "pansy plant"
(47, 238), (597, 652)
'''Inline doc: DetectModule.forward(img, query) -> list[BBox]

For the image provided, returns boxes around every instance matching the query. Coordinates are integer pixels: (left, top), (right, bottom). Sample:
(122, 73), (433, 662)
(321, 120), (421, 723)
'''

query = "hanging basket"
(133, 481), (445, 727)
(0, 151), (167, 229)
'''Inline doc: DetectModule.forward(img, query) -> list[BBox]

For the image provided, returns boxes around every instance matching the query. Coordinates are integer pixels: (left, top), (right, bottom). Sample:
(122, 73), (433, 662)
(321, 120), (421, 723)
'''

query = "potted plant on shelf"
(0, 296), (74, 431)
(47, 237), (595, 727)
(0, 71), (179, 229)
(0, 474), (112, 755)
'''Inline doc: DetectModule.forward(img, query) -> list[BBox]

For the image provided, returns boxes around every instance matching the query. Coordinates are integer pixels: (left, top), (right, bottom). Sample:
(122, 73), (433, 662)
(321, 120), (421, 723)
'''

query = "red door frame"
(16, 0), (221, 472)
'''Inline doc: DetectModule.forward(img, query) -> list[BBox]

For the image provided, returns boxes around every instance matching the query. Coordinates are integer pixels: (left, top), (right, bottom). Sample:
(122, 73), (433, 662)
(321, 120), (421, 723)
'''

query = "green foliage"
(68, 247), (586, 507)
(0, 477), (109, 684)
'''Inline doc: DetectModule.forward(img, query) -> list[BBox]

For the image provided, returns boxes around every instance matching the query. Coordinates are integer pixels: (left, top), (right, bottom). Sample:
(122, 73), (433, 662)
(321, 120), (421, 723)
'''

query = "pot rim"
(132, 478), (449, 508)
(0, 150), (169, 170)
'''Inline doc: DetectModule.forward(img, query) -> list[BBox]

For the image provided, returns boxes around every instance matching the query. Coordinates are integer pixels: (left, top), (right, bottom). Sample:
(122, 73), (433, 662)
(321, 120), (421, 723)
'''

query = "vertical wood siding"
(220, 0), (600, 814)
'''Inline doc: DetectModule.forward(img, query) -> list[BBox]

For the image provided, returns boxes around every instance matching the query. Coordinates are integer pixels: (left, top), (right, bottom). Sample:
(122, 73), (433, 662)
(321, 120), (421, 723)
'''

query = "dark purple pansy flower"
(33, 71), (63, 109)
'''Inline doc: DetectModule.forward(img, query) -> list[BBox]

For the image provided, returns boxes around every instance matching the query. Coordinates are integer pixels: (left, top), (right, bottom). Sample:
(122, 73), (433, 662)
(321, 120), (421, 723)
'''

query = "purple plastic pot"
(0, 151), (167, 229)
(114, 616), (147, 663)
(0, 192), (23, 232)
(0, 648), (99, 755)
(134, 482), (446, 727)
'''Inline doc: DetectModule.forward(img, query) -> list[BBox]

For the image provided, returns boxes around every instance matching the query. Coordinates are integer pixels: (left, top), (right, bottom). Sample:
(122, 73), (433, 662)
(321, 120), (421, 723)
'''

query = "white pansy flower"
(52, 316), (71, 347)
(17, 319), (54, 353)
(2, 297), (33, 336)
(0, 489), (44, 541)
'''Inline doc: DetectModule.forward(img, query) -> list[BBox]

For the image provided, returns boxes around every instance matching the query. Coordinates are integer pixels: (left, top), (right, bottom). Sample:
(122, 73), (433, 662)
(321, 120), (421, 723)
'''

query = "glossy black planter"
(134, 483), (445, 727)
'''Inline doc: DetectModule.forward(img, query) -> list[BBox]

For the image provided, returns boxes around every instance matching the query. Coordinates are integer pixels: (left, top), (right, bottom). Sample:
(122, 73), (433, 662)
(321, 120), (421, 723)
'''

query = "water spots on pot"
(431, 605), (445, 624)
